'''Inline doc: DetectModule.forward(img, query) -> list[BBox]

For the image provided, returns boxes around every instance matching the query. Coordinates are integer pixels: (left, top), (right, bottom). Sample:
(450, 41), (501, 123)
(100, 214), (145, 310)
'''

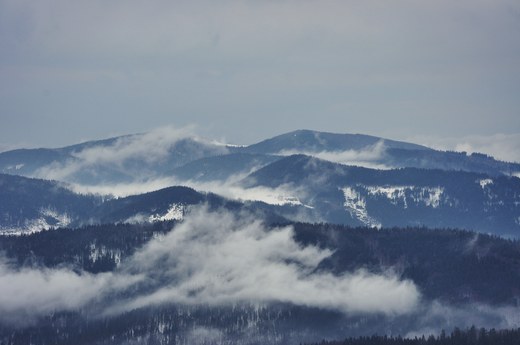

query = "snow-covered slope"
(0, 174), (242, 235)
(1, 129), (519, 236)
(243, 155), (520, 236)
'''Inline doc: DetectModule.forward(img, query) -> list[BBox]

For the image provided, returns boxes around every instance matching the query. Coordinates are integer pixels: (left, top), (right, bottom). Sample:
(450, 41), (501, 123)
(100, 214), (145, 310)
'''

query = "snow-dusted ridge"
(0, 208), (72, 236)
(341, 185), (447, 228)
(124, 203), (186, 224)
(342, 187), (382, 229)
(365, 185), (445, 209)
(149, 204), (185, 222)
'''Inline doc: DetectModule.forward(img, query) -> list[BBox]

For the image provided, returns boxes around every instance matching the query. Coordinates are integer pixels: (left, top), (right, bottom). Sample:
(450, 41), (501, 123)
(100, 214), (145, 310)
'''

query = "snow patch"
(366, 185), (444, 208)
(124, 204), (185, 224)
(478, 179), (497, 201)
(478, 179), (493, 189)
(89, 243), (122, 265)
(339, 184), (446, 229)
(149, 204), (185, 222)
(5, 164), (25, 171)
(413, 187), (444, 208)
(366, 186), (410, 208)
(341, 187), (381, 228)
(0, 208), (72, 236)
(40, 208), (72, 226)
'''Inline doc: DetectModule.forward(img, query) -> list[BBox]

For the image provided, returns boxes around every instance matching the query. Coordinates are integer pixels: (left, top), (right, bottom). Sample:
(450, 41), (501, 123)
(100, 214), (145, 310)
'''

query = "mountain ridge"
(1, 129), (520, 344)
(2, 129), (517, 185)
(0, 129), (519, 236)
(242, 129), (432, 153)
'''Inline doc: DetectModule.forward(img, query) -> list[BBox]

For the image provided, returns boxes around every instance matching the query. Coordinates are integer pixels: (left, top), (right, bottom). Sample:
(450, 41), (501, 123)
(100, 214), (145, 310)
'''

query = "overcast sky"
(1, 0), (519, 157)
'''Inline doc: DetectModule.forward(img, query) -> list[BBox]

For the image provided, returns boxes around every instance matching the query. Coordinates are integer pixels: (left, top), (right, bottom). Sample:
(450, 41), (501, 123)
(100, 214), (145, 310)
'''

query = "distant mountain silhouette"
(1, 130), (518, 185)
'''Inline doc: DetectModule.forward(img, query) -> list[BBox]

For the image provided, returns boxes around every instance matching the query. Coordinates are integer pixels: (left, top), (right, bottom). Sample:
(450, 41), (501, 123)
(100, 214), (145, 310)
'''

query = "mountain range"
(0, 129), (519, 236)
(1, 128), (520, 344)
(2, 130), (518, 183)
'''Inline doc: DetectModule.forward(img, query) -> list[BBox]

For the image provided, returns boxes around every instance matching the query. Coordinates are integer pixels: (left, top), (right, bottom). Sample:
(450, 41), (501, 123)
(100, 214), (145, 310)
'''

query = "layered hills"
(1, 129), (518, 236)
(1, 128), (520, 344)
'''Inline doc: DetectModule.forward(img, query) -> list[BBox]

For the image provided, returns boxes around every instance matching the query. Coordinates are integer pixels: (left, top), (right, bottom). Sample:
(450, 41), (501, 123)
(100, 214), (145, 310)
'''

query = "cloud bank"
(410, 133), (520, 163)
(113, 207), (419, 315)
(0, 259), (140, 324)
(34, 126), (229, 183)
(277, 140), (393, 170)
(67, 166), (308, 208)
(405, 302), (520, 338)
(1, 207), (520, 338)
(0, 207), (419, 323)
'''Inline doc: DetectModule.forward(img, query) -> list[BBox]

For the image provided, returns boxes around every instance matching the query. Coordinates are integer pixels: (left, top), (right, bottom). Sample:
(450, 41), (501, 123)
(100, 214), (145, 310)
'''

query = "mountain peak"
(244, 130), (431, 154)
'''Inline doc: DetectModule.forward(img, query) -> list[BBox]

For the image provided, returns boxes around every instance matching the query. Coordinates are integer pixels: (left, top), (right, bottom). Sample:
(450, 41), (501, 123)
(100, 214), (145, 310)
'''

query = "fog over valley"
(0, 0), (519, 343)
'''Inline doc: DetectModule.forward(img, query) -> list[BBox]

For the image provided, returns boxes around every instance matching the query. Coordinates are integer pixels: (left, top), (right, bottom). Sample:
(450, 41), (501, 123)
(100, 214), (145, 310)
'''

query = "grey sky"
(0, 0), (519, 153)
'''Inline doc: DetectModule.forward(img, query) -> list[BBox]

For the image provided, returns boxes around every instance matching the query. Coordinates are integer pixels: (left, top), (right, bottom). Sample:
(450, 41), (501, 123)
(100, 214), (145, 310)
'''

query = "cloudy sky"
(0, 0), (519, 157)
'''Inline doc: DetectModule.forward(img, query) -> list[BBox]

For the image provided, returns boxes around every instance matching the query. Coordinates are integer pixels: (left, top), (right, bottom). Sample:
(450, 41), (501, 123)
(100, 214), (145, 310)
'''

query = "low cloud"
(410, 133), (520, 164)
(0, 142), (24, 154)
(192, 179), (307, 207)
(405, 302), (520, 338)
(0, 259), (141, 324)
(69, 175), (317, 225)
(111, 207), (419, 315)
(0, 207), (420, 324)
(186, 327), (224, 345)
(68, 172), (308, 208)
(277, 141), (393, 170)
(68, 177), (179, 198)
(2, 207), (520, 338)
(34, 126), (229, 183)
